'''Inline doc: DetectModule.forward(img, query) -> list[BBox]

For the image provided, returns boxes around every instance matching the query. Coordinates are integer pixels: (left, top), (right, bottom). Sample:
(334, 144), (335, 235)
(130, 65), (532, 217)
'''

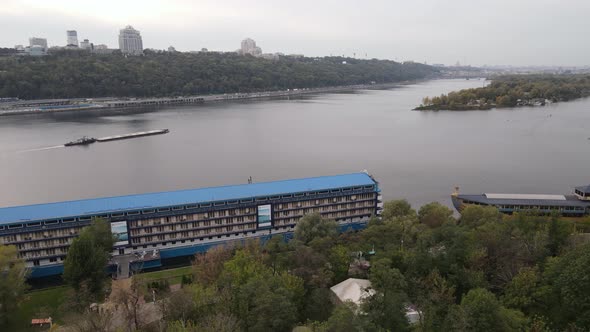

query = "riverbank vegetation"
(2, 201), (590, 331)
(416, 74), (590, 110)
(0, 50), (437, 99)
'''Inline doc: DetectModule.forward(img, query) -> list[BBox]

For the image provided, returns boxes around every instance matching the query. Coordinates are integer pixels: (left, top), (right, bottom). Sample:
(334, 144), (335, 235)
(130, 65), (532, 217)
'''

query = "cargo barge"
(95, 129), (169, 142)
(451, 185), (590, 217)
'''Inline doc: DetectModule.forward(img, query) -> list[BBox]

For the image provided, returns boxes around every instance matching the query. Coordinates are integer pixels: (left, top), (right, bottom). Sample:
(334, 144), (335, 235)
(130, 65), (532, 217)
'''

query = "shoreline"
(0, 80), (422, 117)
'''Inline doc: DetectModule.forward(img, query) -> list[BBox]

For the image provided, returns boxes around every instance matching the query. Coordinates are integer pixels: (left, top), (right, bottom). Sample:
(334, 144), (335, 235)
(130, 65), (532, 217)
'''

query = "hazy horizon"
(2, 0), (589, 67)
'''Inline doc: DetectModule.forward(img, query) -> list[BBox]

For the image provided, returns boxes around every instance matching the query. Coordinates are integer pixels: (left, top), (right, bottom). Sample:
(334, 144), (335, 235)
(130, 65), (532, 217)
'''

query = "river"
(1, 79), (589, 210)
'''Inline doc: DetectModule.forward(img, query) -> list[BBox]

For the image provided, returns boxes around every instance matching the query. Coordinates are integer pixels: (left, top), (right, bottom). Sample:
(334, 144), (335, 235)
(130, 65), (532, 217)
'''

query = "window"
(33, 260), (40, 266)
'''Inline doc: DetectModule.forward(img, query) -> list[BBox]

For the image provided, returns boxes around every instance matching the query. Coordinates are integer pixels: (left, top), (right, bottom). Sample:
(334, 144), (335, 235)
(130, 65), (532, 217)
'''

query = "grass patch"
(139, 266), (192, 285)
(2, 286), (70, 331)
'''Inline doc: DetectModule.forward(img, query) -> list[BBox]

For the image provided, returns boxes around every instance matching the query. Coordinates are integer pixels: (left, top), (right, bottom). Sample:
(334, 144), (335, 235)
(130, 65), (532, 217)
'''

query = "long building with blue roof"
(0, 172), (383, 278)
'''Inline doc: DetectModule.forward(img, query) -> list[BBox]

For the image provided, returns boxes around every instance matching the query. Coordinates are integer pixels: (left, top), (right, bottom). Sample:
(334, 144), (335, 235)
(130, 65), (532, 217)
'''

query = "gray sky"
(1, 0), (589, 66)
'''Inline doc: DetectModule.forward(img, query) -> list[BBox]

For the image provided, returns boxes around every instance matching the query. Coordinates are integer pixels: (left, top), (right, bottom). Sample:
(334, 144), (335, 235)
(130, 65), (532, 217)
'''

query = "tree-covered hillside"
(0, 50), (437, 99)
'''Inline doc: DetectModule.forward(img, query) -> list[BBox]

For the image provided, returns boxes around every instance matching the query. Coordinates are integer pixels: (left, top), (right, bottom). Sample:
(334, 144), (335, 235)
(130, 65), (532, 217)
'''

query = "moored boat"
(451, 185), (590, 217)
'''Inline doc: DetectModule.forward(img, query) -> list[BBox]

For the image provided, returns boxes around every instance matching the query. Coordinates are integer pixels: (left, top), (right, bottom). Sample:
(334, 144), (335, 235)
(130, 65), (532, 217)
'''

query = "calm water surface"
(1, 79), (589, 209)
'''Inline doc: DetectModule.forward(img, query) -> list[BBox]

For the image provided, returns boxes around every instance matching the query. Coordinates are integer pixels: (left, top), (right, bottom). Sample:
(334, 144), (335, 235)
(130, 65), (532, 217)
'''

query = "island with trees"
(415, 74), (590, 111)
(0, 50), (437, 100)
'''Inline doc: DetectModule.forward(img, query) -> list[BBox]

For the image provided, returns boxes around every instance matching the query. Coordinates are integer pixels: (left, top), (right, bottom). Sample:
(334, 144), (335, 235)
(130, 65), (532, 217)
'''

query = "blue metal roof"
(0, 173), (377, 225)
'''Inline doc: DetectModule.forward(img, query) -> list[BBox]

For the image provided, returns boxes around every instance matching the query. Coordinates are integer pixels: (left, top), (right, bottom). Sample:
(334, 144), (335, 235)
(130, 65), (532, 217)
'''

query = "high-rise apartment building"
(118, 25), (143, 55)
(29, 37), (48, 51)
(66, 30), (78, 47)
(240, 38), (262, 56)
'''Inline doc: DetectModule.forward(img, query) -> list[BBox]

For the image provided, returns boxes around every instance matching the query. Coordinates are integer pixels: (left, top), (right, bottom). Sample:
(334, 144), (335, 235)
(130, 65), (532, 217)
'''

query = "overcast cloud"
(1, 0), (588, 66)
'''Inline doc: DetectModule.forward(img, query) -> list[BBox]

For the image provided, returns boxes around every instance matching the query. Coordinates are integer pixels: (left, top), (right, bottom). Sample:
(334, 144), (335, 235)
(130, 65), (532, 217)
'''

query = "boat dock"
(96, 129), (169, 142)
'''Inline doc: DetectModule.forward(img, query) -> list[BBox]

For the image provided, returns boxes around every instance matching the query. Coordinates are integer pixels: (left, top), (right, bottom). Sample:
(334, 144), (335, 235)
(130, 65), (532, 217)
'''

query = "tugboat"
(64, 136), (97, 147)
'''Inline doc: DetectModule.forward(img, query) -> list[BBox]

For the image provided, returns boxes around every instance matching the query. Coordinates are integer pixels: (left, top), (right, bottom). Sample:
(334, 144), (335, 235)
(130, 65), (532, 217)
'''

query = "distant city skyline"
(1, 0), (590, 66)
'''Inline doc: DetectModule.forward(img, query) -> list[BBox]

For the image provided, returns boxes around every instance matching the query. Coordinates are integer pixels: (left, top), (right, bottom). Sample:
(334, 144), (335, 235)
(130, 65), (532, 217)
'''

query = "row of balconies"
(129, 218), (258, 236)
(1, 229), (81, 245)
(273, 195), (375, 212)
(130, 221), (258, 240)
(273, 201), (376, 217)
(272, 206), (376, 222)
(130, 224), (258, 245)
(128, 213), (257, 230)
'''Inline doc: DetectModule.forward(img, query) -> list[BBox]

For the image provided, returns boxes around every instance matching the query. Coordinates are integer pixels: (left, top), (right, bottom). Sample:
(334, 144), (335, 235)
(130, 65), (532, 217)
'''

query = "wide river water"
(1, 79), (589, 210)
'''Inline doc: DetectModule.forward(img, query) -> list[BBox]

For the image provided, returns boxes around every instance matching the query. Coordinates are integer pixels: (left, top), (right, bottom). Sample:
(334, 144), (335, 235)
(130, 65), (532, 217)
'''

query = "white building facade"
(29, 37), (48, 51)
(240, 38), (262, 56)
(66, 30), (78, 47)
(80, 39), (91, 50)
(119, 26), (143, 55)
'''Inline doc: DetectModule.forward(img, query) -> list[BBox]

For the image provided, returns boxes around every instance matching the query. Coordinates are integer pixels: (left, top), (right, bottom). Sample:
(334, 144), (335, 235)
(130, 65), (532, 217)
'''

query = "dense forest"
(416, 74), (590, 110)
(3, 201), (590, 331)
(0, 50), (437, 99)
